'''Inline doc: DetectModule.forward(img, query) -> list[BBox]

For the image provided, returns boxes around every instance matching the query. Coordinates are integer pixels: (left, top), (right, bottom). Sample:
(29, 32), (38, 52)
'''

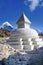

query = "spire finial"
(22, 11), (25, 16)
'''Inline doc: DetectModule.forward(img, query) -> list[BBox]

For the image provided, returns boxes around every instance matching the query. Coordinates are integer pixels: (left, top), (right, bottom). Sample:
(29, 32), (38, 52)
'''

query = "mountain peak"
(1, 21), (14, 31)
(1, 21), (13, 28)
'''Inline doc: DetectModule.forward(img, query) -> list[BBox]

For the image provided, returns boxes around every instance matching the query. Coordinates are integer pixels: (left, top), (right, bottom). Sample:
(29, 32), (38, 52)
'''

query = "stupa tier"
(7, 12), (43, 51)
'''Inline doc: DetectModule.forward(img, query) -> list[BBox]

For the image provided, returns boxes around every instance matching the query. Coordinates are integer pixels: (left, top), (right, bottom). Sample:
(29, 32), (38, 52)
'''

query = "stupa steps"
(7, 40), (33, 45)
(6, 37), (43, 51)
(7, 39), (22, 42)
(8, 42), (43, 49)
(10, 35), (32, 39)
(6, 42), (34, 46)
(7, 42), (23, 45)
(7, 38), (43, 45)
(8, 37), (43, 41)
(10, 44), (34, 51)
(7, 38), (32, 42)
(23, 41), (33, 45)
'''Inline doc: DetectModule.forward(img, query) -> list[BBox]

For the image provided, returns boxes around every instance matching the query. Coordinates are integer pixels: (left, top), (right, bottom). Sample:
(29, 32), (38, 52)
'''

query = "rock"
(0, 42), (43, 65)
(0, 28), (10, 37)
(2, 47), (43, 65)
(0, 43), (17, 61)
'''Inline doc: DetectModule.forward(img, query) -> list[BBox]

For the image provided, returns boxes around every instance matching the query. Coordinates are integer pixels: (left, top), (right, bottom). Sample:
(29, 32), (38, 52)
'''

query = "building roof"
(17, 12), (31, 24)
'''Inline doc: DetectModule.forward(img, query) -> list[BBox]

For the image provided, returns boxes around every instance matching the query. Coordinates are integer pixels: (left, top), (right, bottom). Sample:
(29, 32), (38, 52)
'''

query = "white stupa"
(7, 12), (43, 51)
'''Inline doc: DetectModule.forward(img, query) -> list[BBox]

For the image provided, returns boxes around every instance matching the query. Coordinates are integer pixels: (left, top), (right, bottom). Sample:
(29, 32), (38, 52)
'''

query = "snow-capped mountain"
(1, 22), (14, 31)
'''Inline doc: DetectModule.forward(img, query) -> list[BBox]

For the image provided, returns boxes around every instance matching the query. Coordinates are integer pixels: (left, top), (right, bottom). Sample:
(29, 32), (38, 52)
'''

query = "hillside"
(0, 28), (10, 37)
(0, 42), (43, 65)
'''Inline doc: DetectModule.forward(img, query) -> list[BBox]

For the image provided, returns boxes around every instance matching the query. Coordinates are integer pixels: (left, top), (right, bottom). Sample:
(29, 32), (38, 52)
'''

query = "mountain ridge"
(1, 22), (14, 31)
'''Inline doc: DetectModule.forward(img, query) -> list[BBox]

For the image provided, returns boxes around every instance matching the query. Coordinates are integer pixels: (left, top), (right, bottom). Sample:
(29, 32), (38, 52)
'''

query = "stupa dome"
(14, 28), (38, 38)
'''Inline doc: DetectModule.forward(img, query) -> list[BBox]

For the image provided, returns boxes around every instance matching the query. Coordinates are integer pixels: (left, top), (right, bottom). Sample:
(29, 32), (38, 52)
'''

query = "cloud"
(29, 0), (39, 11)
(24, 0), (43, 11)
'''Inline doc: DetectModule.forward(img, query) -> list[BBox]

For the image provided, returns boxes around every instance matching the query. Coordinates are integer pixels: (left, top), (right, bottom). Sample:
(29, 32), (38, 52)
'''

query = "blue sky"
(0, 0), (43, 31)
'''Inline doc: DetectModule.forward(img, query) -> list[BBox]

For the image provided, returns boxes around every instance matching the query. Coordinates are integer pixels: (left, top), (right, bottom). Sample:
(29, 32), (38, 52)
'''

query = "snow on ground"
(0, 39), (43, 65)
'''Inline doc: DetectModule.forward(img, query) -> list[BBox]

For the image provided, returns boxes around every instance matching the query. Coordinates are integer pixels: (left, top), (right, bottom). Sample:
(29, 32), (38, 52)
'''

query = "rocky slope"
(0, 44), (15, 60)
(0, 41), (22, 64)
(0, 28), (10, 37)
(2, 48), (43, 65)
(0, 41), (43, 65)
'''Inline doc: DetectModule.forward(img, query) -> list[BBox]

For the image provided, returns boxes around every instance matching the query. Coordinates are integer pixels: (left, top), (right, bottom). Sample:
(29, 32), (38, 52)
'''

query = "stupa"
(7, 12), (43, 51)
